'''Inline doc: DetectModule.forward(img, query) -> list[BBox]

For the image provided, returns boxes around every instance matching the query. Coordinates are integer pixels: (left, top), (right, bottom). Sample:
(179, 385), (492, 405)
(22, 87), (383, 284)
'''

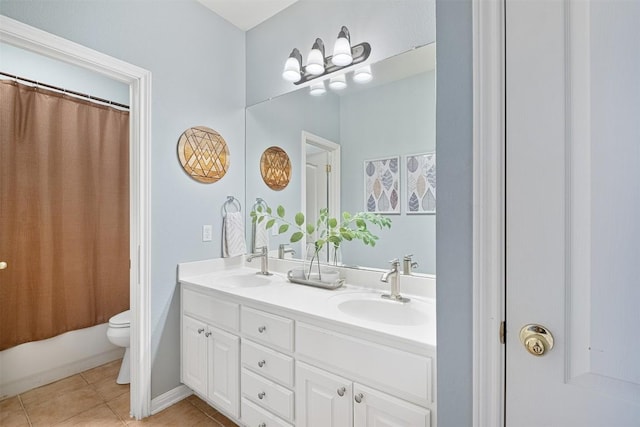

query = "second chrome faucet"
(380, 258), (410, 303)
(247, 246), (272, 275)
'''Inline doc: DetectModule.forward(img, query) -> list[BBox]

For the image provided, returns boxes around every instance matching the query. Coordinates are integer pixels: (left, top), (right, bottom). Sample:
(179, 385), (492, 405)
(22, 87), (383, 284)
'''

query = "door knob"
(0, 261), (7, 270)
(519, 324), (554, 356)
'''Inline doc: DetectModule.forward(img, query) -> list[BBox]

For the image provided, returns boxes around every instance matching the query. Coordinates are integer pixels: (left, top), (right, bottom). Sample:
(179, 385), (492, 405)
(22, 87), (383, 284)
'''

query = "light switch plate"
(202, 225), (213, 242)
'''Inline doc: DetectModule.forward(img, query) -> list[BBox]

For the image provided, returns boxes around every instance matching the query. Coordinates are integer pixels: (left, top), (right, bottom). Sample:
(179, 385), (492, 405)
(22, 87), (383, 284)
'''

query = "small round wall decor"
(260, 146), (291, 191)
(177, 126), (230, 183)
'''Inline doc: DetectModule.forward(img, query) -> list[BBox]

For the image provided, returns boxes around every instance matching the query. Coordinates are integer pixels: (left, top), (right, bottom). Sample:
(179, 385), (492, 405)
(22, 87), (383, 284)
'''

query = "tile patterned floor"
(0, 359), (239, 426)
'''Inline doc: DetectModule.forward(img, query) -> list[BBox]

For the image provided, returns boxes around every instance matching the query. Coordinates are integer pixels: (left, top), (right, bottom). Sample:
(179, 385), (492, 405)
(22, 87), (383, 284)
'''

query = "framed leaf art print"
(364, 156), (400, 214)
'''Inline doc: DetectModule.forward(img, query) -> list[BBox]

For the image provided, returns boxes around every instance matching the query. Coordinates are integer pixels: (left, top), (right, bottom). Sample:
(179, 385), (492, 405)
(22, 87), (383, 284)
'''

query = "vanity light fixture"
(283, 26), (371, 86)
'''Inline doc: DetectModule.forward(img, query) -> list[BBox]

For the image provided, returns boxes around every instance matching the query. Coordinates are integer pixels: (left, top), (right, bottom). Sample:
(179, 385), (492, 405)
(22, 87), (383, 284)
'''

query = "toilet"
(106, 309), (131, 384)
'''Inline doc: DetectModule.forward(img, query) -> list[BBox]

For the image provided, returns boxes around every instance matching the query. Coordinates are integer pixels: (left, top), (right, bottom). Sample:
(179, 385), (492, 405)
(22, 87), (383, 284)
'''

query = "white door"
(296, 362), (352, 427)
(353, 383), (430, 427)
(181, 316), (207, 397)
(207, 326), (240, 418)
(506, 0), (640, 425)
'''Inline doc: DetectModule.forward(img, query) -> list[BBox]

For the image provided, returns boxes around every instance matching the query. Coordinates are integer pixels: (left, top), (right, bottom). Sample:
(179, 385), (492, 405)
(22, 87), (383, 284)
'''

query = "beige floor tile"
(0, 408), (30, 427)
(128, 399), (213, 426)
(0, 396), (23, 413)
(20, 374), (88, 407)
(186, 395), (219, 418)
(53, 403), (124, 426)
(26, 384), (103, 426)
(82, 359), (123, 384)
(92, 376), (129, 402)
(211, 412), (239, 427)
(107, 391), (132, 423)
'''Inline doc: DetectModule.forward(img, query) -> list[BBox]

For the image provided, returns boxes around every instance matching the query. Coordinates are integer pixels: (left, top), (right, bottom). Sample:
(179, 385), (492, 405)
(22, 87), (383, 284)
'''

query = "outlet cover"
(202, 225), (213, 242)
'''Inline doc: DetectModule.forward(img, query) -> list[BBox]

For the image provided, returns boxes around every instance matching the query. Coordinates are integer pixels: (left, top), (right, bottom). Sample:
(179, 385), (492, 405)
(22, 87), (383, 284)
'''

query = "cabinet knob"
(197, 328), (205, 334)
(258, 325), (267, 333)
(204, 331), (212, 337)
(258, 423), (266, 427)
(337, 387), (346, 397)
(258, 391), (266, 400)
(258, 360), (266, 368)
(354, 393), (364, 404)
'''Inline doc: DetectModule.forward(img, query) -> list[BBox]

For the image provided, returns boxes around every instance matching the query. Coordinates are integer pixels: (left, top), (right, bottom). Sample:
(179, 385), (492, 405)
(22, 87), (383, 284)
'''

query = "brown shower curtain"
(0, 80), (130, 351)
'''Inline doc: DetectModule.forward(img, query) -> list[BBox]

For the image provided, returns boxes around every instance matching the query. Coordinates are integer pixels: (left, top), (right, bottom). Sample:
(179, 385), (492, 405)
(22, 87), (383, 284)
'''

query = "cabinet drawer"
(242, 340), (294, 388)
(241, 307), (293, 352)
(182, 287), (239, 332)
(296, 322), (433, 406)
(241, 398), (293, 427)
(241, 369), (294, 422)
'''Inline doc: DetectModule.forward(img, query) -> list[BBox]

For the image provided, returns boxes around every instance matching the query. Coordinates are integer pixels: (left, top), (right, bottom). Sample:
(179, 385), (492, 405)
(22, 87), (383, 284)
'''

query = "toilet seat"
(109, 309), (130, 328)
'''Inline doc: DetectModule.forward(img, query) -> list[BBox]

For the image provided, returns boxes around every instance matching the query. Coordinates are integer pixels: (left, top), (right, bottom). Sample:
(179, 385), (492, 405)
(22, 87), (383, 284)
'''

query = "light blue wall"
(245, 89), (340, 254)
(340, 71), (436, 273)
(435, 0), (473, 425)
(0, 43), (129, 105)
(246, 0), (435, 105)
(0, 0), (246, 398)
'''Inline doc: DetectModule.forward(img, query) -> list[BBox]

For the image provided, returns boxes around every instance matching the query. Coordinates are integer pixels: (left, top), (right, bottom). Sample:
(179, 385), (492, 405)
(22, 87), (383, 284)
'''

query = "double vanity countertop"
(178, 257), (436, 353)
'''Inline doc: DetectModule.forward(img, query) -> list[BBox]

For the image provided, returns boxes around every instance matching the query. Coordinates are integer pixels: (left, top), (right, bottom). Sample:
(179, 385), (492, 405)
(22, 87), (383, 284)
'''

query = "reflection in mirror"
(246, 43), (436, 274)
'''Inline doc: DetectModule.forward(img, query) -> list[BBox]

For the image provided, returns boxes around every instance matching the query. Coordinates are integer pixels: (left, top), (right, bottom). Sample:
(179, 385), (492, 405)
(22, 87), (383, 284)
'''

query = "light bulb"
(306, 48), (325, 75)
(282, 56), (301, 82)
(332, 37), (353, 66)
(309, 81), (326, 96)
(306, 38), (325, 76)
(329, 74), (347, 90)
(353, 65), (372, 83)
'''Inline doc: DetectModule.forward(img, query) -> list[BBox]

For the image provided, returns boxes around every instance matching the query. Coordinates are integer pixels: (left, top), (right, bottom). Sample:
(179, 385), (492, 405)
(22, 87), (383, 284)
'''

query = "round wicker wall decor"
(177, 126), (230, 183)
(260, 146), (291, 191)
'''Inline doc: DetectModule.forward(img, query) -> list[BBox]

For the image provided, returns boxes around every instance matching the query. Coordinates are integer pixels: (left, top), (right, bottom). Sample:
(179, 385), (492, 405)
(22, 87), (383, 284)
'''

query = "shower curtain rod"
(0, 71), (130, 110)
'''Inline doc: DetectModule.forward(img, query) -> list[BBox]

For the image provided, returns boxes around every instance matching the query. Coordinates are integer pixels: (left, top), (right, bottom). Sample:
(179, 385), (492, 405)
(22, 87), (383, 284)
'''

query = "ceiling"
(197, 0), (299, 31)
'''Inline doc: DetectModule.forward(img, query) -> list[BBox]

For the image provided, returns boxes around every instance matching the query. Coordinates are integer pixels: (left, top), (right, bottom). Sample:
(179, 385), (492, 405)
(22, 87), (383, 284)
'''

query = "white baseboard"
(0, 347), (124, 399)
(150, 384), (192, 415)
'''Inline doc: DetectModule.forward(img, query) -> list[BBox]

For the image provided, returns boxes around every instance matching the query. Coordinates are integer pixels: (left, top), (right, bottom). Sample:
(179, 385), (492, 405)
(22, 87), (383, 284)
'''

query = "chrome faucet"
(278, 243), (295, 259)
(402, 254), (419, 275)
(381, 259), (410, 303)
(247, 246), (272, 276)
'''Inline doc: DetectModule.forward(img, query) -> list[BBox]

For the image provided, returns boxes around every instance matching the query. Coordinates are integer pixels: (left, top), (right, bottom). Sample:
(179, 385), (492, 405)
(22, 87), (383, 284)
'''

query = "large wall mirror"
(246, 43), (436, 275)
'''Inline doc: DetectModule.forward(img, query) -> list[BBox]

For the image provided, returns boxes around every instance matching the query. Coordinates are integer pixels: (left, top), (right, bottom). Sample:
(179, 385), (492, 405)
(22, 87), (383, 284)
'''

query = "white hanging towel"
(222, 211), (247, 257)
(253, 219), (269, 251)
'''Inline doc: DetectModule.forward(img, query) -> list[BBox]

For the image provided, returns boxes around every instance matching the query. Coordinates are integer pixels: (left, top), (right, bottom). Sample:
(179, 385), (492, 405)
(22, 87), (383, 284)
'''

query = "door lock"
(519, 324), (554, 356)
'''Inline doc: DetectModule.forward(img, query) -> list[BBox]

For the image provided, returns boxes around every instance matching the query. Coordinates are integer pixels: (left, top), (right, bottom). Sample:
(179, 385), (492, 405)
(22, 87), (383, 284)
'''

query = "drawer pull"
(258, 325), (267, 333)
(337, 387), (346, 397)
(258, 424), (266, 427)
(204, 331), (212, 337)
(258, 391), (266, 400)
(354, 393), (364, 404)
(258, 360), (266, 368)
(197, 328), (205, 334)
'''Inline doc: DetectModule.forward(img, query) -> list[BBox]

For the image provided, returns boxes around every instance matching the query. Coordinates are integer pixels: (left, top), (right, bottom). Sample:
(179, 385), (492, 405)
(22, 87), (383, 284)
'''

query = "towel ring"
(223, 196), (241, 214)
(251, 198), (269, 213)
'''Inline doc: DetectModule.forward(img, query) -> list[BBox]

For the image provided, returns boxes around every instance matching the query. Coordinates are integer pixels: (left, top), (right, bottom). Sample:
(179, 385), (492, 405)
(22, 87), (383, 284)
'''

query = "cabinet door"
(353, 383), (430, 427)
(182, 315), (207, 397)
(207, 326), (240, 418)
(296, 362), (352, 427)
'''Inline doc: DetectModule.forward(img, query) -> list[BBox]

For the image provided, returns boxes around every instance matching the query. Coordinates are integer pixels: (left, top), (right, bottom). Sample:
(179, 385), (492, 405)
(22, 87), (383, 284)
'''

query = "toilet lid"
(109, 309), (131, 328)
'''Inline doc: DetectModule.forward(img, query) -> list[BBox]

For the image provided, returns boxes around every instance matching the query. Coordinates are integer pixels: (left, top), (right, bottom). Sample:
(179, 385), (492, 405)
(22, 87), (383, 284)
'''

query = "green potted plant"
(250, 205), (391, 282)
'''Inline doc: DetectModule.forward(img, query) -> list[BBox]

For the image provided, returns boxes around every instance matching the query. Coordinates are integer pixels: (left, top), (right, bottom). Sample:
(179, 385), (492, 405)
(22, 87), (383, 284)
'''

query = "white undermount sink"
(330, 292), (429, 326)
(217, 272), (273, 288)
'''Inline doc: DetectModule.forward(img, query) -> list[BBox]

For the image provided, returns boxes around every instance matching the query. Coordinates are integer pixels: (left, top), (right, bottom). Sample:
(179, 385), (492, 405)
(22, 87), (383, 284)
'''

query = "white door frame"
(0, 16), (152, 419)
(472, 1), (506, 427)
(300, 131), (341, 250)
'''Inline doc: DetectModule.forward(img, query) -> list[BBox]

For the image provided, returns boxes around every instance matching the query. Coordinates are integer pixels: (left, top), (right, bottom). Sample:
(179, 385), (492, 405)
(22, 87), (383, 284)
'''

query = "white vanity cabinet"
(181, 287), (240, 418)
(180, 276), (435, 427)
